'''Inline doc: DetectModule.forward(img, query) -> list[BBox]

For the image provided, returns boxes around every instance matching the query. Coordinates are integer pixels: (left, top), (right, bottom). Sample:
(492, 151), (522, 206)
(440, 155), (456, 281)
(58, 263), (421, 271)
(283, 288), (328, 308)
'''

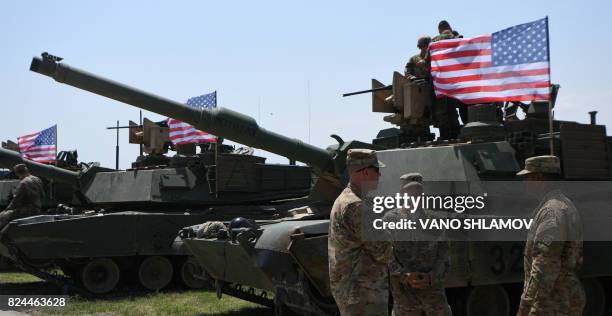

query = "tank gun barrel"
(342, 85), (392, 97)
(0, 148), (80, 187)
(30, 55), (334, 172)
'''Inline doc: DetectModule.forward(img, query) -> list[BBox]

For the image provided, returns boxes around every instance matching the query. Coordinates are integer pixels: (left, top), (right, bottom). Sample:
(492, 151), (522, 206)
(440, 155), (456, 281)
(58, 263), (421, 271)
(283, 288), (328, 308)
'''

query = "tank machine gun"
(30, 54), (612, 315)
(367, 72), (436, 147)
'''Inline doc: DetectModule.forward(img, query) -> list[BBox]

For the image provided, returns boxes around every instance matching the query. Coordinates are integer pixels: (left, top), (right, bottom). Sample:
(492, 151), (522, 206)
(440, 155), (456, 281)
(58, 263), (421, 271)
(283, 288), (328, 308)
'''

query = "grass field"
(0, 272), (42, 283)
(0, 272), (273, 316)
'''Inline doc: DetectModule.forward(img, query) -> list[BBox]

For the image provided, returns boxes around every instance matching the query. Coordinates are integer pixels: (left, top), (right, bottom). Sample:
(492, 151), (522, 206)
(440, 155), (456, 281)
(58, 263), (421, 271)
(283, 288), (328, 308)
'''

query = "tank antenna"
(307, 80), (311, 143)
(115, 120), (120, 170)
(545, 16), (554, 156)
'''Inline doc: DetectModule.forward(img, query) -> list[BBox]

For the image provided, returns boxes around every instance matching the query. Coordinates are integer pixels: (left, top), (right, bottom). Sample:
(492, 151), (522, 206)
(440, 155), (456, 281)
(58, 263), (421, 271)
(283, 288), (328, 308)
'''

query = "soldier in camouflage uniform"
(328, 149), (391, 316)
(405, 36), (431, 79)
(432, 20), (463, 43)
(383, 173), (451, 316)
(517, 156), (585, 316)
(0, 164), (44, 230)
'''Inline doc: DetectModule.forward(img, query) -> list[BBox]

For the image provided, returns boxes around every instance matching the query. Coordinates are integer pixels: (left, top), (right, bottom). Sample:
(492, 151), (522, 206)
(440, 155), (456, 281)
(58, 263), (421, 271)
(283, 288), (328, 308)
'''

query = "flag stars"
(492, 18), (548, 66)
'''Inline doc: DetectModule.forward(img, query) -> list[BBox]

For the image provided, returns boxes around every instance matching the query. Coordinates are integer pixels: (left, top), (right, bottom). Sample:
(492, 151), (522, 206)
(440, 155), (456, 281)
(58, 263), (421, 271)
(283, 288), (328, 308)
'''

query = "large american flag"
(168, 91), (217, 145)
(430, 17), (550, 104)
(18, 125), (57, 163)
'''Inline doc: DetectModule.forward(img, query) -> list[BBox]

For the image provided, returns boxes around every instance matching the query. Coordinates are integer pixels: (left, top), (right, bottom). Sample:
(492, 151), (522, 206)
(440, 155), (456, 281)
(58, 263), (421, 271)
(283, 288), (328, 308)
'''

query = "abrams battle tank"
(0, 54), (313, 295)
(29, 55), (612, 315)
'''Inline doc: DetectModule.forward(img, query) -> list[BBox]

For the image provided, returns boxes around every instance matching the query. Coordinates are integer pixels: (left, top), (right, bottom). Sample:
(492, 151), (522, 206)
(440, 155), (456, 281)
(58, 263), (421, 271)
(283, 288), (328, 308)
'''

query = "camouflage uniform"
(517, 156), (585, 316)
(405, 36), (431, 79)
(383, 173), (451, 316)
(405, 54), (429, 79)
(0, 175), (44, 229)
(431, 30), (462, 43)
(328, 149), (390, 316)
(197, 221), (228, 239)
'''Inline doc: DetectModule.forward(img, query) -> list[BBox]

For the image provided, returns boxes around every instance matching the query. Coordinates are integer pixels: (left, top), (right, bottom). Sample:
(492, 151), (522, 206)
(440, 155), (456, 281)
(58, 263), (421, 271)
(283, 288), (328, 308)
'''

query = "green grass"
(0, 272), (273, 316)
(0, 272), (42, 283)
(30, 291), (273, 316)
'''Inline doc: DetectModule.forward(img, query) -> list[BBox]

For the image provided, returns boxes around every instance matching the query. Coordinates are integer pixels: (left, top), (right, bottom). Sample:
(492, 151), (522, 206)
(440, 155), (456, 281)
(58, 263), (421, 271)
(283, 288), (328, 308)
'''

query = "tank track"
(8, 245), (90, 297)
(217, 281), (274, 307)
(8, 246), (199, 298)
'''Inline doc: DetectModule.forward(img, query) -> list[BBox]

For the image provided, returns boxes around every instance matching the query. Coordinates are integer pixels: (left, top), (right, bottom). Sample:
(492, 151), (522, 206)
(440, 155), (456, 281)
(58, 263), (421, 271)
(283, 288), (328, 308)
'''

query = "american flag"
(18, 125), (57, 163)
(168, 91), (217, 145)
(430, 17), (550, 104)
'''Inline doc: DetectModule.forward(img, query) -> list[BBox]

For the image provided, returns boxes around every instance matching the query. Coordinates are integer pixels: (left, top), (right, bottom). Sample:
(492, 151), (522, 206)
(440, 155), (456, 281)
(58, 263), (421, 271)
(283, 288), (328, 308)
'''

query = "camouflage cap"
(400, 172), (423, 184)
(346, 149), (386, 173)
(400, 172), (423, 193)
(517, 155), (561, 176)
(13, 164), (27, 174)
(417, 36), (431, 48)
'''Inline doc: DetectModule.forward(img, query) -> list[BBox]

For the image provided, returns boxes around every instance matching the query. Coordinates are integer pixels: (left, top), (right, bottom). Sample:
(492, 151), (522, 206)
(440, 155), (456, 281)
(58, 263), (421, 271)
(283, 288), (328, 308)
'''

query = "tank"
(0, 54), (313, 296)
(0, 131), (312, 295)
(0, 144), (86, 271)
(30, 55), (612, 314)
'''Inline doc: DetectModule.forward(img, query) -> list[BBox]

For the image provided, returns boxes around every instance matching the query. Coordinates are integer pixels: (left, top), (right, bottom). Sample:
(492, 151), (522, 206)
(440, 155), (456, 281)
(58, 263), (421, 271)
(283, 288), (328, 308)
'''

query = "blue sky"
(1, 0), (610, 168)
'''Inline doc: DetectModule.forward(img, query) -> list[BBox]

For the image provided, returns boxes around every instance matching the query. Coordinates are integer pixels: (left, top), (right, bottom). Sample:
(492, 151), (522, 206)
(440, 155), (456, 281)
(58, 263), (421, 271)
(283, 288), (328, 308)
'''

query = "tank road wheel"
(80, 258), (121, 294)
(138, 256), (173, 291)
(465, 285), (510, 316)
(582, 278), (606, 316)
(179, 257), (208, 289)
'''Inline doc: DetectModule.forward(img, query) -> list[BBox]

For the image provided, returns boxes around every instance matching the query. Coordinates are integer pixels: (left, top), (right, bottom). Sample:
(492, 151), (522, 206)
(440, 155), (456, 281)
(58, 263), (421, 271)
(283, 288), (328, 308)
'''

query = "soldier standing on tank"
(405, 36), (432, 80)
(383, 173), (451, 316)
(0, 164), (44, 230)
(432, 20), (462, 42)
(328, 149), (391, 316)
(430, 20), (467, 137)
(517, 155), (585, 316)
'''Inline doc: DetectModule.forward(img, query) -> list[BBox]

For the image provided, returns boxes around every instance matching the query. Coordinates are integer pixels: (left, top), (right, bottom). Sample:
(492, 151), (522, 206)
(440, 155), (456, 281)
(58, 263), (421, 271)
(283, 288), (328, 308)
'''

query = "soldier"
(405, 36), (431, 80)
(432, 20), (462, 42)
(328, 149), (391, 316)
(430, 20), (467, 138)
(0, 164), (44, 230)
(517, 156), (585, 316)
(383, 173), (451, 316)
